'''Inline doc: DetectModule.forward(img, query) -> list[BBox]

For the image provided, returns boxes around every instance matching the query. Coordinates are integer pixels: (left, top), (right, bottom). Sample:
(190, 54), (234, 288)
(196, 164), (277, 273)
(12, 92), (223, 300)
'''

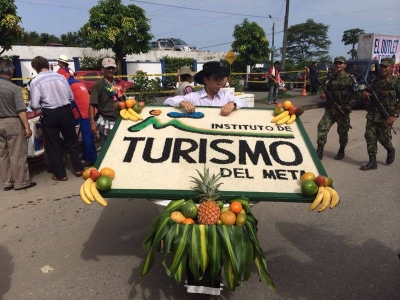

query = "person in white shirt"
(164, 61), (247, 116)
(176, 66), (195, 96)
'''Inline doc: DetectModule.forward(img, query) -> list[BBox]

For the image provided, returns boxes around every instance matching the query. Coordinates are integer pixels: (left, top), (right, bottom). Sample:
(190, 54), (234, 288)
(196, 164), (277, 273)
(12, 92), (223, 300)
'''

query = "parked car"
(150, 40), (174, 50)
(74, 71), (133, 94)
(157, 38), (198, 51)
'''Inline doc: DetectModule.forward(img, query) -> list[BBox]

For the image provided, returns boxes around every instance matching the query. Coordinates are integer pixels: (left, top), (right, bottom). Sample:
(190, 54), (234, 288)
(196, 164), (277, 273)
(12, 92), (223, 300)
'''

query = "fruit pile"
(79, 167), (115, 207)
(141, 166), (275, 292)
(300, 171), (340, 212)
(115, 97), (145, 122)
(271, 100), (304, 125)
(169, 199), (247, 226)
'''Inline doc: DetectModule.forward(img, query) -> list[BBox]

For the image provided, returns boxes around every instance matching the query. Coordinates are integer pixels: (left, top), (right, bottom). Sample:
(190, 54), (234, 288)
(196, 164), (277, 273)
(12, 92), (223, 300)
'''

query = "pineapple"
(190, 166), (222, 225)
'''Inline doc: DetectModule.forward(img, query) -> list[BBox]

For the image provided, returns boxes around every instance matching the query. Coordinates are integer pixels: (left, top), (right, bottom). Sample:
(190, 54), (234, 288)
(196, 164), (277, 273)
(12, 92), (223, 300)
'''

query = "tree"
(231, 19), (270, 68)
(61, 31), (90, 47)
(342, 28), (365, 59)
(81, 0), (153, 74)
(0, 0), (24, 55)
(286, 19), (331, 67)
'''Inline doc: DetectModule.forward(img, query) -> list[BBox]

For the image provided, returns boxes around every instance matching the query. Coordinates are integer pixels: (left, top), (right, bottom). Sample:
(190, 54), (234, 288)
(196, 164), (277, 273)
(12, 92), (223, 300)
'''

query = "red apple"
(138, 101), (145, 108)
(275, 102), (283, 107)
(90, 169), (101, 181)
(118, 101), (127, 110)
(288, 105), (297, 115)
(314, 175), (326, 187)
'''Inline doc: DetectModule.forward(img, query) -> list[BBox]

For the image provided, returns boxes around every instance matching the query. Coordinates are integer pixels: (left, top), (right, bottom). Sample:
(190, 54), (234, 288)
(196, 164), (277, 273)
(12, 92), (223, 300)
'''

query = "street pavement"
(1, 89), (399, 299)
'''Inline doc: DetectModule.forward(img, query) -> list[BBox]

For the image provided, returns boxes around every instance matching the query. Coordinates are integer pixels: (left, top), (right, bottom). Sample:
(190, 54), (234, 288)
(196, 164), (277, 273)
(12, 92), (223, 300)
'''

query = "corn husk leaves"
(141, 198), (275, 291)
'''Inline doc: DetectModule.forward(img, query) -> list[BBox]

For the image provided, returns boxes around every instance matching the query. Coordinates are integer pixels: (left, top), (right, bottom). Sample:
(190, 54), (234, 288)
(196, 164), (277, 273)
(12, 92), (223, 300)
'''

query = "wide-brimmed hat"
(102, 57), (116, 68)
(178, 66), (196, 76)
(194, 61), (230, 85)
(57, 55), (69, 64)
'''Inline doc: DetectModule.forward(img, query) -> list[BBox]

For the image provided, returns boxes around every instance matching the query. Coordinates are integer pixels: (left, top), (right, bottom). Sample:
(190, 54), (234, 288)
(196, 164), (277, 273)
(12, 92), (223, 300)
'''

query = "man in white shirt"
(164, 61), (247, 115)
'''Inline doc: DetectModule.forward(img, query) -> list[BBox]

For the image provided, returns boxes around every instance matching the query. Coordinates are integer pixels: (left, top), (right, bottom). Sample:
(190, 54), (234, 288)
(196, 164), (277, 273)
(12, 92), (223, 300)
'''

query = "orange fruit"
(96, 175), (112, 191)
(220, 211), (236, 225)
(235, 213), (247, 226)
(125, 98), (136, 108)
(182, 218), (195, 225)
(100, 167), (115, 180)
(283, 100), (292, 110)
(300, 171), (315, 182)
(229, 201), (243, 214)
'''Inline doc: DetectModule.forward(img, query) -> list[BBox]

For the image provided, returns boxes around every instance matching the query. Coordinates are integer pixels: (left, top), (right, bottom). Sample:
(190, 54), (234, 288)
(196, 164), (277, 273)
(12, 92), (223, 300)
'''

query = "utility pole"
(269, 15), (275, 65)
(281, 0), (290, 69)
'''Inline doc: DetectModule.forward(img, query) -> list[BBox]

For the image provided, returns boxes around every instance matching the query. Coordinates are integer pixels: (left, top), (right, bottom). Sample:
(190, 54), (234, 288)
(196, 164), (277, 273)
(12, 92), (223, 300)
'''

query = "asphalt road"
(1, 96), (400, 299)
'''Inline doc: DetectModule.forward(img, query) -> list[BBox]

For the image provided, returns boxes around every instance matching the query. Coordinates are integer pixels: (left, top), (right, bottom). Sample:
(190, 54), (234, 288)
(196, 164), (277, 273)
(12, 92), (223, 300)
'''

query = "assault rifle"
(317, 79), (352, 129)
(362, 76), (396, 134)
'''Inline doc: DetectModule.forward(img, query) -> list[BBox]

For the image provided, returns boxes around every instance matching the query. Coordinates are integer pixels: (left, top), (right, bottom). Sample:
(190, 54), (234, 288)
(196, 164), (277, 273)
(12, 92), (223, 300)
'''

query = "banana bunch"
(120, 108), (143, 122)
(79, 178), (108, 207)
(271, 111), (296, 125)
(308, 186), (340, 213)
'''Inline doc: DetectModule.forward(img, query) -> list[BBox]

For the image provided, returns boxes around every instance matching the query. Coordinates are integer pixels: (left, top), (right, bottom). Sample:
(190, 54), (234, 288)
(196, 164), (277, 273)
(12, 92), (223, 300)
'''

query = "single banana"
(308, 186), (325, 211)
(119, 109), (128, 120)
(286, 114), (297, 124)
(276, 115), (291, 125)
(271, 110), (289, 123)
(318, 189), (331, 212)
(90, 182), (108, 207)
(79, 184), (91, 205)
(84, 178), (95, 202)
(127, 108), (143, 120)
(326, 187), (340, 208)
(126, 110), (138, 121)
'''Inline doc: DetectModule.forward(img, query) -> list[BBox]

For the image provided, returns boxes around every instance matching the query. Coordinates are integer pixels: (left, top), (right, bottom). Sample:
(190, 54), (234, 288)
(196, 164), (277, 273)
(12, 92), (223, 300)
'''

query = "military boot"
(316, 145), (324, 160)
(360, 155), (377, 170)
(386, 147), (395, 165)
(334, 146), (345, 160)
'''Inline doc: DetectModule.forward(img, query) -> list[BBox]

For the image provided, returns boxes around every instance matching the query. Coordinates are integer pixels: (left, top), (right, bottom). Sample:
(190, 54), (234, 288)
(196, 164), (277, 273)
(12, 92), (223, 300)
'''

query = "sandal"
(52, 175), (68, 181)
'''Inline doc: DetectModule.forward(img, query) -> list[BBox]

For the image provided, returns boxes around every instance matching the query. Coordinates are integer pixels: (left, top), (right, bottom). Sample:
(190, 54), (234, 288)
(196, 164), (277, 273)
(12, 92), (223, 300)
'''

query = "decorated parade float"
(78, 99), (340, 295)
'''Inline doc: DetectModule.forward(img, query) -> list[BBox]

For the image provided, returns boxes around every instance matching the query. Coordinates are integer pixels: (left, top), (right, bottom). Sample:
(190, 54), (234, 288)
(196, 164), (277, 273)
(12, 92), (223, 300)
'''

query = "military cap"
(334, 56), (346, 63)
(380, 58), (394, 66)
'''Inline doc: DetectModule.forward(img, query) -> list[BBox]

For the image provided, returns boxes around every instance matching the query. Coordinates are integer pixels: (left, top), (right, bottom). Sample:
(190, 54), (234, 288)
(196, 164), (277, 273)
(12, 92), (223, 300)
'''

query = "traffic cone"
(301, 86), (308, 96)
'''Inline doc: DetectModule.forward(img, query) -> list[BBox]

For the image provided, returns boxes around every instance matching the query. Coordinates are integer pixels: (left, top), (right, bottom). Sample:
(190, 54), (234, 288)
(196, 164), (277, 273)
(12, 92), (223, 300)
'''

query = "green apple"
(274, 106), (285, 116)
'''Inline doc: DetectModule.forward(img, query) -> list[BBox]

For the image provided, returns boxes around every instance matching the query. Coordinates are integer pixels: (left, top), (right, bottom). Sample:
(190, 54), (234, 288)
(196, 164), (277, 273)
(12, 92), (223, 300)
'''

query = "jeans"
(268, 84), (278, 102)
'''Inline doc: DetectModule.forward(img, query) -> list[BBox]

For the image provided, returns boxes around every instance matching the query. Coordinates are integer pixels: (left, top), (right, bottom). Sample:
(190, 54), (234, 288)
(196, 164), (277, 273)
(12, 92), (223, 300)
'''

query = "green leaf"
(161, 223), (179, 277)
(207, 225), (222, 279)
(161, 199), (186, 216)
(169, 224), (191, 275)
(173, 251), (187, 285)
(221, 247), (240, 291)
(254, 251), (276, 290)
(142, 215), (161, 250)
(141, 243), (155, 276)
(188, 224), (208, 280)
(217, 225), (240, 278)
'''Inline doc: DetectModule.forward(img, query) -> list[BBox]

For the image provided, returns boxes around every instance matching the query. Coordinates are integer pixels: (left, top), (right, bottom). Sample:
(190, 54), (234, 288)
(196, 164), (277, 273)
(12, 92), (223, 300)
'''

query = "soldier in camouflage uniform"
(360, 57), (400, 170)
(316, 56), (360, 160)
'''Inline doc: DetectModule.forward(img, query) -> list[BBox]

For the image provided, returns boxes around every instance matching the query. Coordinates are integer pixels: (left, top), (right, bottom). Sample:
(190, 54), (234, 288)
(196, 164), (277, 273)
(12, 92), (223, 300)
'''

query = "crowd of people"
(0, 55), (399, 191)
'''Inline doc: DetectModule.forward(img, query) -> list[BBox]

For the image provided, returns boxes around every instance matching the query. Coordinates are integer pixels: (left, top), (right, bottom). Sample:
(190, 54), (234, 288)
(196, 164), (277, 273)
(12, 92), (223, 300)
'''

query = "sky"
(14, 0), (400, 61)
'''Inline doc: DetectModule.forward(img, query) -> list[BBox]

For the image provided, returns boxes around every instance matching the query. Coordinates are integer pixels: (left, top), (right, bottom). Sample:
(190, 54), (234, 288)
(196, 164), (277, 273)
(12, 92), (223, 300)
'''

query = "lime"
(181, 200), (198, 218)
(235, 213), (247, 226)
(133, 102), (143, 114)
(216, 200), (224, 209)
(301, 180), (318, 196)
(96, 175), (112, 191)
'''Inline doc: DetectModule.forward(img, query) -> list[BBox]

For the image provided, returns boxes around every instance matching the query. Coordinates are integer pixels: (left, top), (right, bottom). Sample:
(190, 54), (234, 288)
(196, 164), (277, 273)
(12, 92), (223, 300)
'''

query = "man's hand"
(220, 101), (236, 116)
(362, 91), (371, 100)
(179, 101), (195, 113)
(384, 116), (397, 127)
(90, 122), (99, 139)
(24, 127), (32, 138)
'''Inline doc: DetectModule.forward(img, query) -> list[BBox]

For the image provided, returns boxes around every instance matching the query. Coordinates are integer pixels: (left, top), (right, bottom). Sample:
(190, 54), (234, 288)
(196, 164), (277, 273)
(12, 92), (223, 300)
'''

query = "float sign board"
(96, 105), (326, 203)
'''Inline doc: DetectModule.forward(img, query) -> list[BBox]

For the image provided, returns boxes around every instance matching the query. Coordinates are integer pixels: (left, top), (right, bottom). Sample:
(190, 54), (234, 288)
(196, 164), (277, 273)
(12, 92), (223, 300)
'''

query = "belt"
(0, 116), (18, 119)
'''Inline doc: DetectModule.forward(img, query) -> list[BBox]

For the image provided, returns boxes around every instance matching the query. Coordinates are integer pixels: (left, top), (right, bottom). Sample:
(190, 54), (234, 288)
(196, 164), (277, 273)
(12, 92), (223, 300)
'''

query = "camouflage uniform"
(364, 75), (400, 155)
(317, 66), (360, 153)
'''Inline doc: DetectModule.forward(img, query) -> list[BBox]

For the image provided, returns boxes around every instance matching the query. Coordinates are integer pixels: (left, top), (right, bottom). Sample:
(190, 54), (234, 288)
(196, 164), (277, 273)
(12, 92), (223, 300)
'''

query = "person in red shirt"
(58, 69), (97, 166)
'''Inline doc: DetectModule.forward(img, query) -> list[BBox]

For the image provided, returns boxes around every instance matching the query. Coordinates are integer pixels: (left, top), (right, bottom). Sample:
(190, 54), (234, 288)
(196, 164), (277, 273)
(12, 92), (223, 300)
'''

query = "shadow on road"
(0, 245), (13, 299)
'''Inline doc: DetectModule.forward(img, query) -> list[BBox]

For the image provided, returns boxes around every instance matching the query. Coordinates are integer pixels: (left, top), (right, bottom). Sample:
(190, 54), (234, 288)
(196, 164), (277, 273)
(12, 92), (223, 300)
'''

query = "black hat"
(274, 60), (280, 65)
(194, 61), (230, 85)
